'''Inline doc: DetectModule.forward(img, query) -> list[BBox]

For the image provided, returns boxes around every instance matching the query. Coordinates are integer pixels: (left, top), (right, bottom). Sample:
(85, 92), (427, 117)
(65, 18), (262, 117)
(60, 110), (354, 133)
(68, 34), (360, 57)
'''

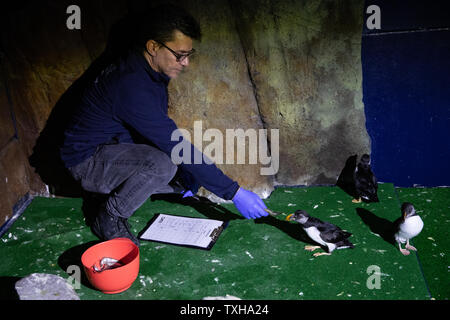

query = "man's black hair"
(136, 4), (201, 49)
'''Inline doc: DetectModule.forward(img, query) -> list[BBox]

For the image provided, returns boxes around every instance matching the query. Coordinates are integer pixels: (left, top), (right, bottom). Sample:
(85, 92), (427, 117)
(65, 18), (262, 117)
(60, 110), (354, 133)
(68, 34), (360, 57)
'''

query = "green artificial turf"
(1, 184), (446, 300)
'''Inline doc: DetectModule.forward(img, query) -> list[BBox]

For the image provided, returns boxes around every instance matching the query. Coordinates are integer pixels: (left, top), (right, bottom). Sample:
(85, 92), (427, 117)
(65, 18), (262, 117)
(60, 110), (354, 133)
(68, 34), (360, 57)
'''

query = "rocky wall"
(0, 0), (369, 214)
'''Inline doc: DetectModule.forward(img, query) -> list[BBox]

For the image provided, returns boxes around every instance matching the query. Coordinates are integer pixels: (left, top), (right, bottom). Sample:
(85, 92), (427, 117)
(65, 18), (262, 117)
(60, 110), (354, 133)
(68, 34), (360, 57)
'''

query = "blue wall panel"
(362, 1), (450, 186)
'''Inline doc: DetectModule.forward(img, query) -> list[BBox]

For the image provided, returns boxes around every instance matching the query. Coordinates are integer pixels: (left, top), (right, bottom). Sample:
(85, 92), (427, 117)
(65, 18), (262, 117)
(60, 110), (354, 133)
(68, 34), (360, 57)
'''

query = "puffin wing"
(371, 170), (378, 190)
(354, 173), (363, 196)
(309, 218), (352, 243)
(320, 228), (352, 243)
(355, 168), (379, 202)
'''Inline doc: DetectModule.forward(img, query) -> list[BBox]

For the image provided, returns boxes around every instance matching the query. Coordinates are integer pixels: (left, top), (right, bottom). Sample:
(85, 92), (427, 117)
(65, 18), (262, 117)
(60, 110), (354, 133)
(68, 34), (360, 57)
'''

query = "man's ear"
(145, 40), (159, 56)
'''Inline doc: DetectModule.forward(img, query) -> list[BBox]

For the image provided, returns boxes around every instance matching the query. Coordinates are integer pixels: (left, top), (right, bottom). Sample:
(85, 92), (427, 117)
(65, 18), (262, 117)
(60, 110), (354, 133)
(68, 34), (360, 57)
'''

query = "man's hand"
(232, 187), (269, 219)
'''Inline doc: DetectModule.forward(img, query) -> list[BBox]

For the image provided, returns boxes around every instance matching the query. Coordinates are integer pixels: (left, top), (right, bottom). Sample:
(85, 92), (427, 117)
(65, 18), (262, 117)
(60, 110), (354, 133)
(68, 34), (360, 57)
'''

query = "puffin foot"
(313, 252), (331, 257)
(406, 244), (417, 251)
(352, 198), (362, 203)
(304, 245), (321, 252)
(400, 248), (410, 256)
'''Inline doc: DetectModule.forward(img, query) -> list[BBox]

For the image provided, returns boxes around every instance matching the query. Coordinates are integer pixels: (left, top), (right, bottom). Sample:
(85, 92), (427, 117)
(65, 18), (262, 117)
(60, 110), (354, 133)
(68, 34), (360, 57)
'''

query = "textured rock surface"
(0, 0), (369, 208)
(231, 0), (370, 185)
(15, 273), (80, 300)
(0, 70), (26, 224)
(168, 0), (274, 200)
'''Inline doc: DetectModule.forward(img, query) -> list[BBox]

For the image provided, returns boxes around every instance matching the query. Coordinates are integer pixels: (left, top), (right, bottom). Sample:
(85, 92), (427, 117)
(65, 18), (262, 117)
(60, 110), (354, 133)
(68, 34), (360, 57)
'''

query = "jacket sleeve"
(115, 74), (239, 200)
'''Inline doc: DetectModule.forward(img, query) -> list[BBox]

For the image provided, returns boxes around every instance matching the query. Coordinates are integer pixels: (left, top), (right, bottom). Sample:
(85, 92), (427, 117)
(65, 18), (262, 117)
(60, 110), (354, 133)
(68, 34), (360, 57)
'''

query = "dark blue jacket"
(60, 50), (239, 200)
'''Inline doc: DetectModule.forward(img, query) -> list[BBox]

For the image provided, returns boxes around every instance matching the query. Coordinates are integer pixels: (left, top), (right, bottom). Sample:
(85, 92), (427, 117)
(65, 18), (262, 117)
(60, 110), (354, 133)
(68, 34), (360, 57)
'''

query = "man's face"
(148, 30), (194, 79)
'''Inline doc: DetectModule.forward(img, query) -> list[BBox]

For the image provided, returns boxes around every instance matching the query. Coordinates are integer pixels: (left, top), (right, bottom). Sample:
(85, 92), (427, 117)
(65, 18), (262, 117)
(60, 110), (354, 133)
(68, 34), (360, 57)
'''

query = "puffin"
(336, 154), (379, 203)
(353, 154), (379, 203)
(286, 210), (354, 257)
(393, 202), (424, 256)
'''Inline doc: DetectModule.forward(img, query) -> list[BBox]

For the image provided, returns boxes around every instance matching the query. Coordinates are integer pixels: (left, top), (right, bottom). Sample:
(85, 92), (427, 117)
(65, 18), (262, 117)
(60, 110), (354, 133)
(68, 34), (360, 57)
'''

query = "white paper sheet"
(139, 214), (226, 249)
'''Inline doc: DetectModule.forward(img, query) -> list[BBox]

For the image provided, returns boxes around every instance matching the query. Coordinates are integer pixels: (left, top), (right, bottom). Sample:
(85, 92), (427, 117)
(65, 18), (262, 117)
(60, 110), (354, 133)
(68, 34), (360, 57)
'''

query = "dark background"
(362, 0), (450, 187)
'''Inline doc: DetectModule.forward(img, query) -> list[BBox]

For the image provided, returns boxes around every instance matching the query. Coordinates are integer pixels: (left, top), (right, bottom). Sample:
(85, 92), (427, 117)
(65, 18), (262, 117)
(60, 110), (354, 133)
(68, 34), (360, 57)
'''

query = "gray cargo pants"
(68, 143), (178, 219)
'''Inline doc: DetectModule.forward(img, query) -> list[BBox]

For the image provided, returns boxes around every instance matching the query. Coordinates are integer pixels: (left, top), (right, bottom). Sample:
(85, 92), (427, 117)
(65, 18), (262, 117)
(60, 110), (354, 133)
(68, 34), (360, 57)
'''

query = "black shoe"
(81, 192), (108, 227)
(91, 209), (140, 247)
(118, 217), (140, 247)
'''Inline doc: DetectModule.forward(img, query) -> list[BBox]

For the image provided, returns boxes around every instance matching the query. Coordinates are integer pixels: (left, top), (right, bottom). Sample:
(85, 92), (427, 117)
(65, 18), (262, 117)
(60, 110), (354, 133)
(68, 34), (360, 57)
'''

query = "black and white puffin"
(393, 202), (424, 256)
(354, 154), (379, 203)
(336, 154), (379, 203)
(286, 210), (354, 257)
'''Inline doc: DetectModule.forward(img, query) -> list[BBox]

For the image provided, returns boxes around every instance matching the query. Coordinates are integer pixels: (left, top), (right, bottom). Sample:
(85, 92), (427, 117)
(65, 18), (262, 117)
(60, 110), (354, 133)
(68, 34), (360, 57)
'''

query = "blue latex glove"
(182, 190), (194, 198)
(232, 187), (269, 219)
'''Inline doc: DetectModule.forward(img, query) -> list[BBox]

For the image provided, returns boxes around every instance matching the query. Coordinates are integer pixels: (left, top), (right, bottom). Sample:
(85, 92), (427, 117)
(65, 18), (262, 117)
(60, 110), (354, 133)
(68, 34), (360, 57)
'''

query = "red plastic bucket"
(81, 238), (139, 294)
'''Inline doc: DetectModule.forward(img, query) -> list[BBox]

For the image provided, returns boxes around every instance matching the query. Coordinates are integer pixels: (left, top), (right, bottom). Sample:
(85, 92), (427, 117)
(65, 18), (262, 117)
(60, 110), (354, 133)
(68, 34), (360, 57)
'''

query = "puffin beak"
(403, 211), (407, 220)
(286, 214), (293, 221)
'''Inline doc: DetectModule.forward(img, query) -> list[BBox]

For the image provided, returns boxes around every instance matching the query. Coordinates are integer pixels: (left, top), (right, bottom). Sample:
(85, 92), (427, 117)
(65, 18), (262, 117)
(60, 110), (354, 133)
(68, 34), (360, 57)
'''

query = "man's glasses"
(155, 40), (195, 63)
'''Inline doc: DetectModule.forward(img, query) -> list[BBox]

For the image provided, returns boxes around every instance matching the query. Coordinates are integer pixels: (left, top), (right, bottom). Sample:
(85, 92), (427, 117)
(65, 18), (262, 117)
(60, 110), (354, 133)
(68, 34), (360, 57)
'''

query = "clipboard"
(138, 214), (228, 250)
